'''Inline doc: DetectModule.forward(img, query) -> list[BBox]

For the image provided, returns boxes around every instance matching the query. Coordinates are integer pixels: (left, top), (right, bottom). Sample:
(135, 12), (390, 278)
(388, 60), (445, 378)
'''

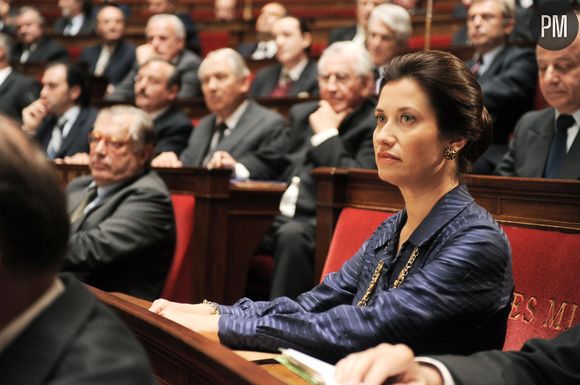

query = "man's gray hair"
(0, 33), (13, 63)
(472, 0), (515, 20)
(318, 41), (374, 78)
(369, 3), (412, 45)
(199, 48), (250, 79)
(147, 14), (186, 40)
(98, 105), (155, 152)
(17, 6), (45, 26)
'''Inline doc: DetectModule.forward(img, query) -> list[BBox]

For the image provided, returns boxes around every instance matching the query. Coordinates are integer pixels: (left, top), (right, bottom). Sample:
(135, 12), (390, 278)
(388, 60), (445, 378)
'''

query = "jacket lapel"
(527, 109), (555, 177)
(216, 101), (261, 152)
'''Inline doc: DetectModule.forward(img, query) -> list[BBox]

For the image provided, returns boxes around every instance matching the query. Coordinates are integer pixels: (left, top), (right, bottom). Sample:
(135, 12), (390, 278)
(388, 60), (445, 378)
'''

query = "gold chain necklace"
(357, 247), (420, 307)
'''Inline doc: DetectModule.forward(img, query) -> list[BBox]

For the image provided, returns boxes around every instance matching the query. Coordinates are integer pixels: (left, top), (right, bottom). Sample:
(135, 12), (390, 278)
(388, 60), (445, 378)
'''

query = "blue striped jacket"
(218, 185), (514, 363)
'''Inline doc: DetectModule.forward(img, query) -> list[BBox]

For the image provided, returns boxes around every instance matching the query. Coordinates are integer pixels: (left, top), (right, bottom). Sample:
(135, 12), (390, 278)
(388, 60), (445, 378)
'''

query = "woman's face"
(373, 78), (452, 188)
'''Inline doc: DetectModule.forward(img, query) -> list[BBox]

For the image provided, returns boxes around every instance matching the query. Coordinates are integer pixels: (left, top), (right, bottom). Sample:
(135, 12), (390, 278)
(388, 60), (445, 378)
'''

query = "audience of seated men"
(63, 105), (175, 301)
(147, 0), (202, 56)
(0, 33), (40, 122)
(152, 48), (288, 181)
(236, 2), (287, 60)
(106, 14), (202, 101)
(0, 116), (157, 385)
(366, 3), (411, 80)
(496, 12), (580, 179)
(53, 0), (95, 36)
(334, 324), (580, 385)
(11, 6), (68, 64)
(21, 62), (97, 160)
(328, 0), (386, 47)
(250, 16), (319, 98)
(452, 0), (534, 45)
(466, 0), (537, 174)
(78, 5), (136, 87)
(259, 41), (377, 299)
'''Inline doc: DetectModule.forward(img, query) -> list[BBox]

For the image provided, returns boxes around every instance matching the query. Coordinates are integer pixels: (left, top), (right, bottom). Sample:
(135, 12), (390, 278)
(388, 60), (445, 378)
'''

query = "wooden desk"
(105, 291), (309, 385)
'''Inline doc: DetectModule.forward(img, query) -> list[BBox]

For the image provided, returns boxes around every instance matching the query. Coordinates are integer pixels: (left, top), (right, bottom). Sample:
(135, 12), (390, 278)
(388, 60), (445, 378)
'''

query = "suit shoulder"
(289, 100), (319, 118)
(248, 100), (285, 123)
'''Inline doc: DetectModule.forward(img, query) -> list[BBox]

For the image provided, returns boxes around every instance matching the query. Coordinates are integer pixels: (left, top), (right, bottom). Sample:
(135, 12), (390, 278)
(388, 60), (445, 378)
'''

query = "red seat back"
(409, 34), (453, 50)
(198, 31), (230, 57)
(161, 194), (196, 302)
(502, 225), (580, 350)
(320, 208), (393, 281)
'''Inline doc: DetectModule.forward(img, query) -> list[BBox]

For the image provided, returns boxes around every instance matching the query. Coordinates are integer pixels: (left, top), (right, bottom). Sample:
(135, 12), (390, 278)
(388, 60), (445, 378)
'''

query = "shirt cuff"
(310, 128), (339, 147)
(416, 357), (456, 385)
(234, 162), (250, 180)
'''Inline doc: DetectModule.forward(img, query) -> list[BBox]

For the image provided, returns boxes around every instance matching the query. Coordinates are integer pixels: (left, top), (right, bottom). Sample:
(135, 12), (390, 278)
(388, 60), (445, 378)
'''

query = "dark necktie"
(203, 122), (228, 166)
(470, 56), (483, 77)
(270, 73), (293, 97)
(70, 185), (98, 223)
(544, 114), (575, 179)
(47, 118), (67, 160)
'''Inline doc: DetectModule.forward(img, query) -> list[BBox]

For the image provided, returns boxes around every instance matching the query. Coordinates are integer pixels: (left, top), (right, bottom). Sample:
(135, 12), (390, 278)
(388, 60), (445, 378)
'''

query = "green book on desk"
(275, 348), (337, 385)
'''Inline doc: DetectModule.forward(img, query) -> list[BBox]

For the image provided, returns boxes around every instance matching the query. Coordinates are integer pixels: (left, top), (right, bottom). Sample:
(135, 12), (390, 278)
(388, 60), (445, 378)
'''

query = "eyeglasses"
(88, 131), (131, 151)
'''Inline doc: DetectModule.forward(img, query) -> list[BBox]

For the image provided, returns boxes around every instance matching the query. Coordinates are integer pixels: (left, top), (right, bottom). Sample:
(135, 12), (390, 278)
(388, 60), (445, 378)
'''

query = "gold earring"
(443, 147), (457, 160)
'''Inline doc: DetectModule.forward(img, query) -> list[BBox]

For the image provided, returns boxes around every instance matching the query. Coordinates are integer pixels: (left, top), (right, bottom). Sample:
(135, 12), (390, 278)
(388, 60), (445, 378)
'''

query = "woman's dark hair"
(378, 50), (493, 174)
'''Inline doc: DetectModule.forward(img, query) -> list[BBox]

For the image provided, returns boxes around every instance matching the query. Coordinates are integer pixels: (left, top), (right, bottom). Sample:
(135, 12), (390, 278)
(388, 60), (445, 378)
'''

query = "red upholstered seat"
(198, 31), (230, 57)
(409, 34), (453, 50)
(161, 194), (196, 302)
(502, 225), (580, 351)
(320, 208), (393, 281)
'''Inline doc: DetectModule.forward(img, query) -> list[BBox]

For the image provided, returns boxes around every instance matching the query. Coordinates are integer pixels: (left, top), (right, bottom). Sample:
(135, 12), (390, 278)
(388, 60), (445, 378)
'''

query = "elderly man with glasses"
(63, 105), (175, 301)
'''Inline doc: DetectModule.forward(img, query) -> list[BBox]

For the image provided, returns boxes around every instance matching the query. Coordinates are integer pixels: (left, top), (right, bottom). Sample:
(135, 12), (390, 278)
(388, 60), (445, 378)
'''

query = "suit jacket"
(35, 106), (97, 158)
(218, 185), (513, 362)
(153, 104), (193, 155)
(0, 70), (40, 121)
(495, 108), (580, 179)
(11, 36), (69, 64)
(250, 60), (319, 98)
(236, 42), (259, 58)
(0, 274), (157, 385)
(468, 45), (537, 145)
(53, 15), (96, 35)
(285, 99), (377, 217)
(328, 24), (357, 44)
(64, 171), (175, 300)
(79, 39), (136, 85)
(436, 324), (580, 385)
(106, 49), (202, 101)
(180, 99), (288, 180)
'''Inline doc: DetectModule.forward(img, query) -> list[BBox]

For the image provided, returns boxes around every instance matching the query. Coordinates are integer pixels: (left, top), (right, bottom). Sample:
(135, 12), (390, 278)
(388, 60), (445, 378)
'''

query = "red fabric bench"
(161, 194), (196, 302)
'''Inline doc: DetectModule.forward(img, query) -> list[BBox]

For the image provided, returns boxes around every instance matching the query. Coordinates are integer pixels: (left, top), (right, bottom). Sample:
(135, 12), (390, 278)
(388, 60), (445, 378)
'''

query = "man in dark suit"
(135, 58), (193, 155)
(64, 105), (175, 301)
(53, 0), (95, 36)
(106, 13), (202, 101)
(465, 0), (537, 174)
(236, 2), (287, 60)
(328, 0), (386, 46)
(250, 16), (319, 98)
(334, 324), (580, 385)
(21, 62), (97, 160)
(0, 116), (157, 385)
(0, 33), (40, 121)
(152, 48), (287, 181)
(265, 41), (377, 299)
(147, 0), (202, 55)
(79, 5), (136, 86)
(496, 14), (580, 179)
(12, 6), (69, 64)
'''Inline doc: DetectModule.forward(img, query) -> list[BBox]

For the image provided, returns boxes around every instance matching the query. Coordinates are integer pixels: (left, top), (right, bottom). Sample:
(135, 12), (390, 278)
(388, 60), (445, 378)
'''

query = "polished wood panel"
(90, 287), (291, 385)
